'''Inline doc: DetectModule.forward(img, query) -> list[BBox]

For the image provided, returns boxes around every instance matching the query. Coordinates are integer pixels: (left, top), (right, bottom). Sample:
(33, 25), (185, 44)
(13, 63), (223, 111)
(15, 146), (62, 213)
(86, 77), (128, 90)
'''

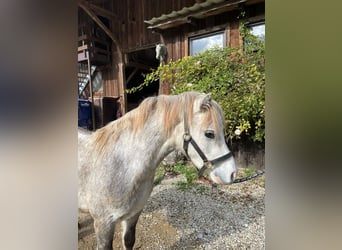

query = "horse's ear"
(200, 93), (212, 111)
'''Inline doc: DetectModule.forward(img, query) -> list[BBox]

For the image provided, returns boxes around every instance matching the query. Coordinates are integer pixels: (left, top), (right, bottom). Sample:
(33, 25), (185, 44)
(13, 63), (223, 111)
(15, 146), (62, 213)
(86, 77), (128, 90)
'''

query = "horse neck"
(136, 111), (182, 166)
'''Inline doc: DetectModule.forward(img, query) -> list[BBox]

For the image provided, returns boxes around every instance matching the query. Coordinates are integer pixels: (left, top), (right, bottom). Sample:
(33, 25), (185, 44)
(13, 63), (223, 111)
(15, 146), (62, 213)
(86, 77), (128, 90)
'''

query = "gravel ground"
(78, 169), (265, 250)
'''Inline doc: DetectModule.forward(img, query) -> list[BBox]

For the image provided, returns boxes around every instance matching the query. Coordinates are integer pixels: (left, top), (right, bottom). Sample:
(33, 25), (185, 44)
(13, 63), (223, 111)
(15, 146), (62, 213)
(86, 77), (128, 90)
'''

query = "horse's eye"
(205, 130), (215, 139)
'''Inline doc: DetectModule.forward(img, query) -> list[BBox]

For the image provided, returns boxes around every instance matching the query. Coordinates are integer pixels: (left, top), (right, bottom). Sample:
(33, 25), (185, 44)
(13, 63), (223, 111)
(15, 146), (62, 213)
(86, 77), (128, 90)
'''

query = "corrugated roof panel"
(178, 7), (190, 15)
(188, 3), (202, 12)
(144, 0), (248, 29)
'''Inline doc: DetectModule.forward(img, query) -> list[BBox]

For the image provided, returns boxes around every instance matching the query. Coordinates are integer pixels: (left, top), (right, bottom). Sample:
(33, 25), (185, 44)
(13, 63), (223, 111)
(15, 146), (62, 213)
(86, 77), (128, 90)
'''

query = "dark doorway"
(125, 47), (159, 111)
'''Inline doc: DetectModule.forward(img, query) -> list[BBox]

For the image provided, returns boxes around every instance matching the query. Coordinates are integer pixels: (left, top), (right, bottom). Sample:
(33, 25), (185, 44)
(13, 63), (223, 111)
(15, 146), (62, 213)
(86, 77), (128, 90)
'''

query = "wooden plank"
(78, 34), (88, 41)
(78, 53), (88, 62)
(225, 23), (231, 47)
(78, 45), (89, 52)
(88, 3), (117, 20)
(183, 32), (188, 56)
(138, 0), (143, 46)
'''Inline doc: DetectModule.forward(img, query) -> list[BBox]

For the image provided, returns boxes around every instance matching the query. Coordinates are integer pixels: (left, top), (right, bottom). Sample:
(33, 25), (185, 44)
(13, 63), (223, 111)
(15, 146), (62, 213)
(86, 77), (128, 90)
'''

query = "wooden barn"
(78, 0), (265, 130)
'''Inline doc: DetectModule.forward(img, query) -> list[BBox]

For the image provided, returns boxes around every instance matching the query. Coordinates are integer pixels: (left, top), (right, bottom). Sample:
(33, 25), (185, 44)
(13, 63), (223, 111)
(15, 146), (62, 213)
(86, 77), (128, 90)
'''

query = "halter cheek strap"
(183, 133), (208, 162)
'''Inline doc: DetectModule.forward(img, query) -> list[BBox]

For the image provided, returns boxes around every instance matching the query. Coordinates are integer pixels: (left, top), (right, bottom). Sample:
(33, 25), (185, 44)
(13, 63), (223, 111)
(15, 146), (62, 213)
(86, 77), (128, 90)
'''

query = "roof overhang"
(144, 0), (263, 30)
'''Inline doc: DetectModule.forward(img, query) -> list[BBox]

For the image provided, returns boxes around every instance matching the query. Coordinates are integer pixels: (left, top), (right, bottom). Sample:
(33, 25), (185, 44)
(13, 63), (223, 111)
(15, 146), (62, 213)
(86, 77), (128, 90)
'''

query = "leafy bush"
(127, 24), (265, 142)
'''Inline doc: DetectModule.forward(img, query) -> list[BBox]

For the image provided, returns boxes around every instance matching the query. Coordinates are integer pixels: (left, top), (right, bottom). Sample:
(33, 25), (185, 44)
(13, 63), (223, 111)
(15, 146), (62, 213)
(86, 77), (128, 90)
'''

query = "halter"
(182, 105), (233, 177)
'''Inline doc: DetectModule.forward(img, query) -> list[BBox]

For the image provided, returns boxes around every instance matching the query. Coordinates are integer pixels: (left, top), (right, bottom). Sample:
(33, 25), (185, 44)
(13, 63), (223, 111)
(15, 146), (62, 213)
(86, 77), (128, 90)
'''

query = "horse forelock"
(201, 101), (224, 139)
(161, 92), (223, 137)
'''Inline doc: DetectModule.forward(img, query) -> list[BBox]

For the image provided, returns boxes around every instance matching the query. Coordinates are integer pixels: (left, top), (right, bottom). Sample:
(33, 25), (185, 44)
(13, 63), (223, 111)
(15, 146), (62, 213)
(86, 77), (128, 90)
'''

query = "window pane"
(190, 32), (224, 55)
(250, 23), (265, 41)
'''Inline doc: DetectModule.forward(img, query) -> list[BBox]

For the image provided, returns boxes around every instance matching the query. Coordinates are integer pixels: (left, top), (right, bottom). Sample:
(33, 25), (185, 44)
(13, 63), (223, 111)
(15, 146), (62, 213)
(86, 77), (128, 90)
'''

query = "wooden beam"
(126, 68), (139, 85)
(88, 3), (117, 20)
(118, 62), (126, 114)
(87, 51), (96, 131)
(79, 1), (121, 54)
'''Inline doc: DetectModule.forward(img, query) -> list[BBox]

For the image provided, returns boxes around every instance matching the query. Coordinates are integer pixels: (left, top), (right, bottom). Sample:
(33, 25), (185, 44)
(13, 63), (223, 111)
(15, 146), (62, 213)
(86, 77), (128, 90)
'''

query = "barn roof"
(144, 0), (263, 30)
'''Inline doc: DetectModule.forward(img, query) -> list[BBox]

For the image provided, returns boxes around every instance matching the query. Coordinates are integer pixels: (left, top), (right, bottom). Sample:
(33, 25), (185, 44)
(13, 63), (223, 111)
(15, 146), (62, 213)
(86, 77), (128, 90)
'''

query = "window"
(189, 31), (225, 56)
(92, 70), (103, 92)
(248, 22), (265, 41)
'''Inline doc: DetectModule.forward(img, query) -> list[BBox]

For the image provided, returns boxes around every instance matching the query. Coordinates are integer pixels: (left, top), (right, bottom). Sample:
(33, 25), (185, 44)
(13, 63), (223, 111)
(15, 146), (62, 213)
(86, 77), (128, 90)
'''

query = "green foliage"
(153, 164), (166, 186)
(128, 23), (265, 142)
(174, 162), (198, 186)
(241, 167), (257, 178)
(174, 161), (200, 191)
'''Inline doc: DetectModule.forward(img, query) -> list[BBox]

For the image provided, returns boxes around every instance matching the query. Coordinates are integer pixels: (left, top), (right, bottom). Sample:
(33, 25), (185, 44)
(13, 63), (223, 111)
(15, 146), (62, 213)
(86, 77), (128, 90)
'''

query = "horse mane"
(91, 92), (224, 158)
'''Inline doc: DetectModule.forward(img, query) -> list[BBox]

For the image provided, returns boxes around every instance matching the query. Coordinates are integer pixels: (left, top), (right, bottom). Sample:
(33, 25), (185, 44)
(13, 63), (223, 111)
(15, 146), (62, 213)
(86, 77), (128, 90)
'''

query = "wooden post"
(87, 51), (96, 131)
(118, 60), (126, 114)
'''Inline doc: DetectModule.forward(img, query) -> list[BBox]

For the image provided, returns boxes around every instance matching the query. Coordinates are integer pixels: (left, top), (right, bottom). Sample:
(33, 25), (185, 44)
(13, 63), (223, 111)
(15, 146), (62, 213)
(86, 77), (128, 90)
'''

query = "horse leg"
(121, 211), (142, 250)
(93, 218), (115, 250)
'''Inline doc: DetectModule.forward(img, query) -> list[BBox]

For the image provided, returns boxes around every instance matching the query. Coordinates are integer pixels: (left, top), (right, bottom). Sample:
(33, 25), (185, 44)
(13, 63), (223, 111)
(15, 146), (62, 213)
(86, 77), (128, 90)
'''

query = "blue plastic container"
(78, 99), (92, 128)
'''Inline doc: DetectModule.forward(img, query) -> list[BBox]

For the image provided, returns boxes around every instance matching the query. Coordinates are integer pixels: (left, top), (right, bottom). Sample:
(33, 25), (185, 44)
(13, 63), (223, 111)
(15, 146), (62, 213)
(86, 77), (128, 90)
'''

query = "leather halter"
(182, 105), (233, 177)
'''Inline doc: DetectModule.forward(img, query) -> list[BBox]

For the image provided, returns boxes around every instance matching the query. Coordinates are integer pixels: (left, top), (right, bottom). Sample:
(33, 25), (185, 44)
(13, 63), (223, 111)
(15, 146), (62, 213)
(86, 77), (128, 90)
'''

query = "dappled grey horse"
(78, 91), (237, 249)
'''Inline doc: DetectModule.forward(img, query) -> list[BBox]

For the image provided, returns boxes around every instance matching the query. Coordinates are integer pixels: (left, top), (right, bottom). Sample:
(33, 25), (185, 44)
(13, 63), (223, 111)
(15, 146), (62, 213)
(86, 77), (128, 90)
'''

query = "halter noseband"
(182, 106), (233, 177)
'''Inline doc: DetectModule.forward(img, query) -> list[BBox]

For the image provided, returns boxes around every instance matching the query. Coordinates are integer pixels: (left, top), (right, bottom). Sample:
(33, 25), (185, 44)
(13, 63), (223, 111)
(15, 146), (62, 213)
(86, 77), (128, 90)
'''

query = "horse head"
(155, 44), (167, 63)
(183, 93), (237, 185)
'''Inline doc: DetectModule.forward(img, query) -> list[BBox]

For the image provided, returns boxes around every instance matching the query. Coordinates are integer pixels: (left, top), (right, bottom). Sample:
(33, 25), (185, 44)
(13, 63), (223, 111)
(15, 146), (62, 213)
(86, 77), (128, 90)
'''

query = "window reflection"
(190, 32), (225, 55)
(249, 22), (265, 41)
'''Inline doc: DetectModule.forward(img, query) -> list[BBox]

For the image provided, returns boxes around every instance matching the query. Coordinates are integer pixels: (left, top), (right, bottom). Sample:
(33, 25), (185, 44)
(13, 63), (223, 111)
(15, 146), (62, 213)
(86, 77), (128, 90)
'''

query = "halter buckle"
(203, 160), (212, 169)
(198, 161), (213, 177)
(183, 133), (191, 142)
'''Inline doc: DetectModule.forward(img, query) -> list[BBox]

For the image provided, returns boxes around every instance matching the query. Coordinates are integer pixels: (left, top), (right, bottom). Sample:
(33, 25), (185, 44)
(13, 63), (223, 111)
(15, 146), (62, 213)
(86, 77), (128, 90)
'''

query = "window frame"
(189, 30), (226, 56)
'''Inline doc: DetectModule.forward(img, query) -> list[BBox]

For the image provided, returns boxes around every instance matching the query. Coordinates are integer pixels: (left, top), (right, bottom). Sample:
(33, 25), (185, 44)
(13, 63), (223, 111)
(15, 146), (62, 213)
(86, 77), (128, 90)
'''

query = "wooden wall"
(101, 66), (119, 97)
(111, 0), (196, 52)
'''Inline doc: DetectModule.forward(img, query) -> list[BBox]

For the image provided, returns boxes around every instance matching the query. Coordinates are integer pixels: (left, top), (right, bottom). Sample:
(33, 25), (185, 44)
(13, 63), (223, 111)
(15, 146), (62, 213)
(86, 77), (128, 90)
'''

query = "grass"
(173, 162), (198, 185)
(154, 161), (199, 191)
(240, 167), (257, 178)
(153, 164), (166, 186)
